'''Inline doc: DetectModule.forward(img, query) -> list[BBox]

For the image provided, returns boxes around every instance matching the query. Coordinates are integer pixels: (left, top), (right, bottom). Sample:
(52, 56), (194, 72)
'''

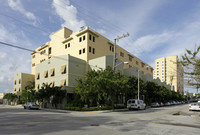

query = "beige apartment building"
(14, 26), (154, 95)
(13, 72), (35, 97)
(154, 56), (184, 94)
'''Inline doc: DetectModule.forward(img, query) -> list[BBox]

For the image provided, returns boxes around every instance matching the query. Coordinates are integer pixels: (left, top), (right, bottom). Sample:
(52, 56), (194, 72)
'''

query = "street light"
(113, 33), (129, 71)
(114, 61), (129, 68)
(138, 66), (149, 100)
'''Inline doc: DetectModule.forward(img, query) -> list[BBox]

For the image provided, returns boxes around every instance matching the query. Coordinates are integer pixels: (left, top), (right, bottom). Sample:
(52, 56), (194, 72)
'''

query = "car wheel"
(24, 106), (26, 109)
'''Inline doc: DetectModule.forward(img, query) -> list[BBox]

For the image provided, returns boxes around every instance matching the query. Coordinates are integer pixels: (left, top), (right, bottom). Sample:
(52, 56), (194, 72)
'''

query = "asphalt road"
(0, 104), (200, 135)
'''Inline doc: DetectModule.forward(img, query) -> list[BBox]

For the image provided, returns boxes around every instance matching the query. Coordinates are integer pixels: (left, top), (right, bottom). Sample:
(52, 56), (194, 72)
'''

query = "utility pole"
(138, 69), (140, 100)
(113, 33), (129, 71)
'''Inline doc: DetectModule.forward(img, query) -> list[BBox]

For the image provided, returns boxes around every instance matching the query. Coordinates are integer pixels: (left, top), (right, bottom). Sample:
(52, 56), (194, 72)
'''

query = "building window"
(83, 35), (85, 40)
(68, 43), (70, 48)
(157, 62), (159, 64)
(32, 63), (35, 67)
(19, 79), (21, 84)
(44, 70), (48, 78)
(142, 71), (144, 74)
(60, 79), (66, 86)
(14, 80), (16, 85)
(89, 34), (92, 40)
(19, 88), (21, 92)
(93, 36), (95, 42)
(50, 81), (55, 87)
(89, 46), (91, 52)
(120, 52), (124, 57)
(36, 84), (40, 89)
(60, 65), (66, 74)
(36, 73), (40, 80)
(141, 62), (145, 68)
(136, 61), (138, 65)
(92, 48), (95, 54)
(32, 55), (35, 59)
(40, 50), (46, 55)
(49, 47), (52, 54)
(79, 37), (82, 42)
(14, 88), (16, 91)
(79, 50), (82, 55)
(129, 56), (133, 62)
(83, 48), (85, 53)
(50, 68), (55, 77)
(65, 44), (67, 49)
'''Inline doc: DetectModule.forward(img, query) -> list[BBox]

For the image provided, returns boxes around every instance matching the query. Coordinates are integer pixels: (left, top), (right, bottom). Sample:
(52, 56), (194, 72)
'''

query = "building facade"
(13, 72), (35, 96)
(154, 56), (184, 94)
(13, 26), (154, 95)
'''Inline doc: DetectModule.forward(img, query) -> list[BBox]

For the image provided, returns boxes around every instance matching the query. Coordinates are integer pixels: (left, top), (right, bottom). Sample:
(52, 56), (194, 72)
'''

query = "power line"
(0, 41), (34, 52)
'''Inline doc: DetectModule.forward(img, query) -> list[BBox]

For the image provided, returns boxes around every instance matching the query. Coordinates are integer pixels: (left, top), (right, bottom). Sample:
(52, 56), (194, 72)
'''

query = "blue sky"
(0, 0), (199, 93)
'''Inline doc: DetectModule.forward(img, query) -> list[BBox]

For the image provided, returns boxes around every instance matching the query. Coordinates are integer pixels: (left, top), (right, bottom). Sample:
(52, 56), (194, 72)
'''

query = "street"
(0, 104), (200, 135)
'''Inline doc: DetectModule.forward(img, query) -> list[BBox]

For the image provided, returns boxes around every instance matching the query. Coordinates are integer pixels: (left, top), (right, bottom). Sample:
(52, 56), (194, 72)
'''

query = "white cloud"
(8, 0), (38, 25)
(52, 0), (85, 32)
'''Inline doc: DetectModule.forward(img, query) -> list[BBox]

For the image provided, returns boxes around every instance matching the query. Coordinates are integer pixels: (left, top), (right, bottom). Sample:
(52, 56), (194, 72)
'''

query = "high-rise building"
(154, 56), (184, 94)
(13, 26), (154, 96)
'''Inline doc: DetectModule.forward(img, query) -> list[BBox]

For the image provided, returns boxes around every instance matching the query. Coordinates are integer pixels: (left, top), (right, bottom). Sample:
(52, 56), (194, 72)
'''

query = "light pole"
(113, 33), (129, 71)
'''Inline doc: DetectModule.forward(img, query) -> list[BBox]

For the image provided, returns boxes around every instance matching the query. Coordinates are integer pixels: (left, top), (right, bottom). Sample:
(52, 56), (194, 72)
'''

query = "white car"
(189, 102), (200, 111)
(24, 102), (39, 110)
(127, 99), (146, 110)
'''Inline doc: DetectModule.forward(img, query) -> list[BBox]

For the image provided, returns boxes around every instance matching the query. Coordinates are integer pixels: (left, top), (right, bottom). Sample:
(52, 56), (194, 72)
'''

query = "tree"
(3, 93), (18, 103)
(180, 45), (200, 95)
(75, 66), (129, 109)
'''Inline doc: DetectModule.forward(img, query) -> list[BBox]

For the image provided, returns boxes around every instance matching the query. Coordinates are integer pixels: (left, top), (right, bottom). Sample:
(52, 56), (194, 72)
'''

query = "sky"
(0, 0), (200, 93)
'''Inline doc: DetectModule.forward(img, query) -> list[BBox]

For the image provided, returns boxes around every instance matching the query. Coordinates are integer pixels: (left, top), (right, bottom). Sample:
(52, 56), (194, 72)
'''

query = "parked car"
(159, 102), (164, 107)
(24, 102), (39, 110)
(189, 102), (200, 111)
(127, 99), (146, 110)
(164, 102), (171, 106)
(151, 102), (160, 107)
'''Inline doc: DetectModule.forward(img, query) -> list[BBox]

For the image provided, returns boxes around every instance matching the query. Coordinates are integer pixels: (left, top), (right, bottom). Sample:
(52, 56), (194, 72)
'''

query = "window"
(141, 62), (145, 68)
(79, 50), (82, 55)
(83, 48), (85, 53)
(60, 79), (66, 86)
(32, 63), (35, 67)
(14, 88), (16, 91)
(49, 47), (52, 54)
(36, 84), (40, 89)
(36, 73), (40, 80)
(32, 55), (35, 58)
(89, 34), (92, 40)
(68, 43), (70, 48)
(79, 37), (82, 42)
(89, 46), (92, 52)
(50, 68), (55, 77)
(65, 44), (68, 49)
(83, 35), (85, 40)
(157, 62), (159, 64)
(60, 65), (66, 74)
(120, 52), (124, 57)
(44, 70), (48, 78)
(92, 48), (95, 54)
(14, 80), (16, 85)
(110, 46), (112, 51)
(136, 61), (138, 65)
(19, 88), (21, 92)
(19, 79), (21, 84)
(40, 50), (46, 55)
(50, 81), (55, 87)
(93, 36), (95, 42)
(129, 56), (133, 62)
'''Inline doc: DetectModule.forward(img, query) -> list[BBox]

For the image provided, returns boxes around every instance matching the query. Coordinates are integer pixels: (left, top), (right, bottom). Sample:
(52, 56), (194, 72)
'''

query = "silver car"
(24, 102), (39, 110)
